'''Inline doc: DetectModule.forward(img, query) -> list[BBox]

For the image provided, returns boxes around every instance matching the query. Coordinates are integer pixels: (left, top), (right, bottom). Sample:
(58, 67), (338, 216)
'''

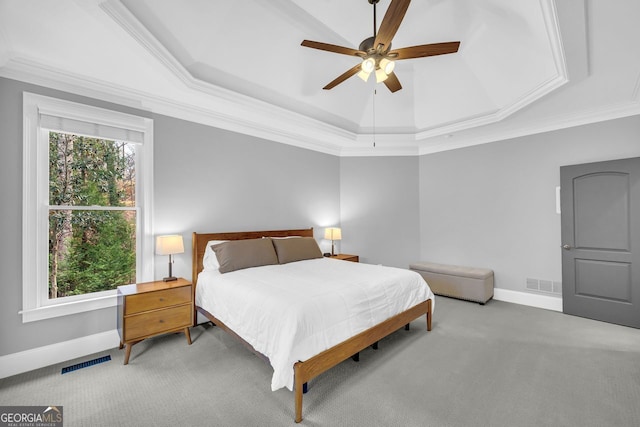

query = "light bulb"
(361, 57), (375, 73)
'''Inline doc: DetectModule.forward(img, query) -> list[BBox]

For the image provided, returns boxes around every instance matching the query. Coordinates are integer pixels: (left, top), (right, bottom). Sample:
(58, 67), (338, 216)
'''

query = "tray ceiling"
(0, 0), (638, 156)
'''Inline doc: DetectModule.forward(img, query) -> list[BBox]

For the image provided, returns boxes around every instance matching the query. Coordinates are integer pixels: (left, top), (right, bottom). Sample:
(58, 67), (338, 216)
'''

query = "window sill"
(20, 293), (117, 323)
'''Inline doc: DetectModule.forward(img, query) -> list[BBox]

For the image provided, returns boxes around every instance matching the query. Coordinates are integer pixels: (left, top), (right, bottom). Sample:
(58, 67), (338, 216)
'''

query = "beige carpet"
(1, 296), (640, 426)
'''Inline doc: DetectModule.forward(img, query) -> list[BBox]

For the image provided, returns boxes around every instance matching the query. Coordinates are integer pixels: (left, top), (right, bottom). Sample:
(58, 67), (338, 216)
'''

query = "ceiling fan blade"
(389, 41), (460, 60)
(374, 0), (411, 51)
(323, 64), (362, 90)
(383, 72), (402, 93)
(301, 40), (366, 57)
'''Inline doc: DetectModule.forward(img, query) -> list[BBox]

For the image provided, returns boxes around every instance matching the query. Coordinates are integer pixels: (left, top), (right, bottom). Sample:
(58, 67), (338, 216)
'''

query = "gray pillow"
(213, 238), (278, 274)
(272, 237), (322, 264)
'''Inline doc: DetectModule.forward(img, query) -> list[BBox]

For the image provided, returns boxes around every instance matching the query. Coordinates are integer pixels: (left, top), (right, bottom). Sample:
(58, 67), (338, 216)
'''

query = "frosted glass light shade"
(357, 70), (371, 82)
(375, 68), (389, 83)
(379, 57), (395, 75)
(361, 57), (375, 73)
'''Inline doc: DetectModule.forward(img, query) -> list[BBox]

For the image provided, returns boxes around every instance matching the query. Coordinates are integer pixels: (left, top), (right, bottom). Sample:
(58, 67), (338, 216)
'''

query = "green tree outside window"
(48, 132), (137, 298)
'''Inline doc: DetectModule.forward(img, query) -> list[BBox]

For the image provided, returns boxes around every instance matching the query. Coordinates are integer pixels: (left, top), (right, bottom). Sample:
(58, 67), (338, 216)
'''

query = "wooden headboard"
(191, 227), (314, 286)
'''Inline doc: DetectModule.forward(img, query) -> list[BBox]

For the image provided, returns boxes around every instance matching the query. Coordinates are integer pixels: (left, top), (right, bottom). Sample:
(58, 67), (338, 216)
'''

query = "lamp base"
(163, 276), (178, 282)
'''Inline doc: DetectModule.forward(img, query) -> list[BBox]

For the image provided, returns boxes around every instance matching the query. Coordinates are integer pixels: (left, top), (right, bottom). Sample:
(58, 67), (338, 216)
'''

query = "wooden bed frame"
(191, 227), (432, 423)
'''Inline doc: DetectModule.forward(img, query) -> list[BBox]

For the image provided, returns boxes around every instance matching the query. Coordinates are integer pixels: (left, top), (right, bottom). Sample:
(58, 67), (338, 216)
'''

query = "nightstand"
(330, 254), (359, 262)
(117, 278), (193, 365)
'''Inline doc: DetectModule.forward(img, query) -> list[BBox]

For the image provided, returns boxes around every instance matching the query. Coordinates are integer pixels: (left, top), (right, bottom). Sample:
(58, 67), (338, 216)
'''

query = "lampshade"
(155, 235), (184, 255)
(324, 227), (342, 241)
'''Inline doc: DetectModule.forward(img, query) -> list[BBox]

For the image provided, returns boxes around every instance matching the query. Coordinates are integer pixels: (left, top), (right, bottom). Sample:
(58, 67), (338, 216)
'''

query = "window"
(22, 93), (154, 322)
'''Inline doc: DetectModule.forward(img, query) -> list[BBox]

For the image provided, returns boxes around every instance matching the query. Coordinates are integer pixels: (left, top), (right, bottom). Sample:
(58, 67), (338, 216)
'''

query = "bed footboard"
(293, 298), (432, 423)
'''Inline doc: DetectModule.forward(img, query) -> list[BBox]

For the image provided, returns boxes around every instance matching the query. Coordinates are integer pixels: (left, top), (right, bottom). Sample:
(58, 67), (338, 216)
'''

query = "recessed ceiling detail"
(108, 0), (568, 149)
(0, 0), (638, 156)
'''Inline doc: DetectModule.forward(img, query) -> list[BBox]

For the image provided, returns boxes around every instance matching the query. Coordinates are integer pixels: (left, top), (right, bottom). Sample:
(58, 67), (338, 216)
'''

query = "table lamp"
(156, 235), (184, 282)
(324, 227), (342, 256)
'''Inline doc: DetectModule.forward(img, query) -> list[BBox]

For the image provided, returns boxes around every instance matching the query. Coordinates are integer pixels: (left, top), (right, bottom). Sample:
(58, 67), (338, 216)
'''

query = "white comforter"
(196, 257), (434, 391)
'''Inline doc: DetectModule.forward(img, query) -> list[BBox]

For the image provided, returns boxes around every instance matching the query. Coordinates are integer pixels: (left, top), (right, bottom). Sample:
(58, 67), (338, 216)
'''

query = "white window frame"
(21, 93), (154, 323)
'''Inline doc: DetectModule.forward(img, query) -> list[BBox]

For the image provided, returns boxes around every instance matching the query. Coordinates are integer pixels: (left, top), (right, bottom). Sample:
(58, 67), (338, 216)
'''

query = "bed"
(191, 228), (434, 422)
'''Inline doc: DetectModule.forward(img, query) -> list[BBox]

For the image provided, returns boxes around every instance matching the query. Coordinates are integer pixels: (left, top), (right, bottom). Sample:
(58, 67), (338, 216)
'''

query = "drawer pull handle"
(159, 319), (164, 323)
(159, 298), (164, 301)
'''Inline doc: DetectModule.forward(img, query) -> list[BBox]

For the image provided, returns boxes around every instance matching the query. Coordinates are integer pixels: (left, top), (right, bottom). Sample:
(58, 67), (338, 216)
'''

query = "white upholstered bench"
(410, 262), (494, 305)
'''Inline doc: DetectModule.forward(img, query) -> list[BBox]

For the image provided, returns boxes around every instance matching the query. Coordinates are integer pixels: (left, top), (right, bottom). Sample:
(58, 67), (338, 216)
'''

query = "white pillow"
(202, 240), (228, 270)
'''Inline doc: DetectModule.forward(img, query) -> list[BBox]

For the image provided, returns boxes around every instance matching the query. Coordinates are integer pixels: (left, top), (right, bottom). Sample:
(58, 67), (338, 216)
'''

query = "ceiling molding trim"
(0, 56), (351, 156)
(99, 0), (362, 150)
(412, 72), (567, 140)
(418, 99), (640, 156)
(101, 0), (351, 136)
(413, 0), (569, 141)
(339, 145), (420, 157)
(0, 57), (148, 110)
(540, 0), (570, 81)
(99, 1), (192, 87)
(3, 54), (634, 160)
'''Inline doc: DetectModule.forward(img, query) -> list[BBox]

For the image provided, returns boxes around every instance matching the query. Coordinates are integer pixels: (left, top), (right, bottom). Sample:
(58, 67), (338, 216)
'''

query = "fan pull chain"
(372, 88), (377, 148)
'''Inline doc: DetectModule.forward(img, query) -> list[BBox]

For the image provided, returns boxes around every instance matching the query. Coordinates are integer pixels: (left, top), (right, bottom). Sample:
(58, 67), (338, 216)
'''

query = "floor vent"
(526, 278), (562, 294)
(61, 355), (111, 374)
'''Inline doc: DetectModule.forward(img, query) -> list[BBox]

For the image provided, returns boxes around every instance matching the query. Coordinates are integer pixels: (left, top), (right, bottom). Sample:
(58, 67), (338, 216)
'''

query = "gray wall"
(152, 113), (341, 280)
(339, 156), (420, 268)
(0, 77), (340, 357)
(418, 115), (640, 294)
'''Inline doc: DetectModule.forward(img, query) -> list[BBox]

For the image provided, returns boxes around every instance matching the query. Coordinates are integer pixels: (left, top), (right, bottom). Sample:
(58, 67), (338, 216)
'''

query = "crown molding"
(418, 97), (640, 155)
(0, 55), (356, 156)
(3, 53), (638, 159)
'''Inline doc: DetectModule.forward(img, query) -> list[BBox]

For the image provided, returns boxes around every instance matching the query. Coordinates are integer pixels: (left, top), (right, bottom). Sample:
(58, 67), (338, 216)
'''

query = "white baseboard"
(493, 288), (563, 312)
(0, 329), (120, 379)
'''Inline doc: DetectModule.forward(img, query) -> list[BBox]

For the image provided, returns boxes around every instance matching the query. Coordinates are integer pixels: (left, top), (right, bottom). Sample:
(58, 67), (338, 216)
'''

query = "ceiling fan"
(301, 0), (460, 93)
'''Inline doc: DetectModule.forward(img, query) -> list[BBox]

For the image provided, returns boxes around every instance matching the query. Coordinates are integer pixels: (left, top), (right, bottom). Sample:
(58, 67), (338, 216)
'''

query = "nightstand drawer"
(124, 303), (192, 341)
(124, 286), (191, 315)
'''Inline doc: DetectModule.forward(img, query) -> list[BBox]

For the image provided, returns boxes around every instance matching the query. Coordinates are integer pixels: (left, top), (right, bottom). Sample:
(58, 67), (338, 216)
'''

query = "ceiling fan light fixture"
(357, 70), (371, 82)
(361, 57), (375, 73)
(375, 68), (389, 83)
(379, 57), (395, 75)
(301, 0), (460, 93)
